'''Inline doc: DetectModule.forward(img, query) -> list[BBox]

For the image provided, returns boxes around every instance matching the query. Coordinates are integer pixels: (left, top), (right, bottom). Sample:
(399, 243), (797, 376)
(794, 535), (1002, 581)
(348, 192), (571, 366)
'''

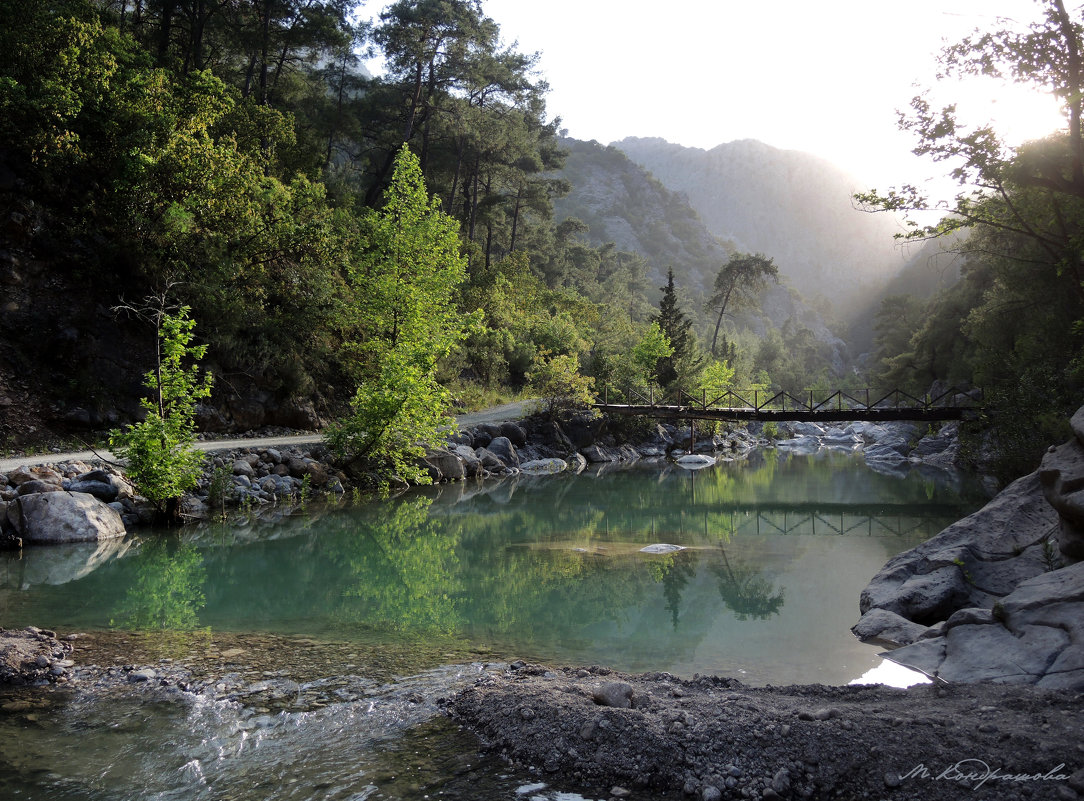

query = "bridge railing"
(598, 385), (981, 413)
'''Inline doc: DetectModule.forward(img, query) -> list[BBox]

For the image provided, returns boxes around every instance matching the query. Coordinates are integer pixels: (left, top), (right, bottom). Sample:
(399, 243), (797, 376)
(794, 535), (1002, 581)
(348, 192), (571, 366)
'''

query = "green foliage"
(761, 421), (780, 441)
(697, 359), (737, 400)
(856, 1), (1084, 475)
(325, 145), (472, 484)
(529, 352), (596, 419)
(707, 253), (779, 356)
(109, 306), (212, 507)
(631, 322), (674, 386)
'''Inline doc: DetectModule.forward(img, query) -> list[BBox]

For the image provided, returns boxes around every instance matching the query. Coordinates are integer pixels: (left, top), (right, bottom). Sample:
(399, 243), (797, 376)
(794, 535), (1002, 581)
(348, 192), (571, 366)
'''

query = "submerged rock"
(674, 454), (715, 469)
(519, 459), (567, 475)
(640, 544), (685, 554)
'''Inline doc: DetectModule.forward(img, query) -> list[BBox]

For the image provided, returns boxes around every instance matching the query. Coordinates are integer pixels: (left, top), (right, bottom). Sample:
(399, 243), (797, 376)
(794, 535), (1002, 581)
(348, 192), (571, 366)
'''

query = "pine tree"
(651, 267), (695, 386)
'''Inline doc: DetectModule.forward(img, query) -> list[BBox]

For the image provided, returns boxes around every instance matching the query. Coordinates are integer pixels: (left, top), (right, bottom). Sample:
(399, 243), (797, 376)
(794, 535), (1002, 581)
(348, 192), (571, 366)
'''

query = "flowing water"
(0, 449), (987, 800)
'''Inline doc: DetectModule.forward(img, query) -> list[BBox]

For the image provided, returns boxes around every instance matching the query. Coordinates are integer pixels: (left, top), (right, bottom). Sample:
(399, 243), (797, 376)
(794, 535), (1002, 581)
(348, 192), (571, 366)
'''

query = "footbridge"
(594, 387), (981, 423)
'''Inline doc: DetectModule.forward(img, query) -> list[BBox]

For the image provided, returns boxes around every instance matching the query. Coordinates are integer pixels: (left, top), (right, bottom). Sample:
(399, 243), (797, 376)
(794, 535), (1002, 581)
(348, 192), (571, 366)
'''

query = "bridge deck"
(594, 387), (980, 423)
(594, 403), (972, 423)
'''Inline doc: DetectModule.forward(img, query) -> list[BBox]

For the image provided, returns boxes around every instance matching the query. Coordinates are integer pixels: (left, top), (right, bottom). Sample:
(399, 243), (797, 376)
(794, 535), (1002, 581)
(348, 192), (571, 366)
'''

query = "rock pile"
(0, 626), (75, 685)
(417, 416), (761, 483)
(182, 444), (347, 520)
(0, 462), (137, 547)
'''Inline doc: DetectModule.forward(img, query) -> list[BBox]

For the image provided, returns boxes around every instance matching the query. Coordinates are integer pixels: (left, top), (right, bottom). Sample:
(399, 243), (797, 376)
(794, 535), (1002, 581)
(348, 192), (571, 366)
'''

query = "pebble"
(884, 772), (902, 788)
(610, 787), (631, 799)
(128, 668), (157, 683)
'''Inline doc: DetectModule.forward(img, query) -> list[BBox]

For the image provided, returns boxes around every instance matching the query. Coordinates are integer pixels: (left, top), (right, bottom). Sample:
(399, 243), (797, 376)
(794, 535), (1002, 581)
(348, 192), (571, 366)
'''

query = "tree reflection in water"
(711, 544), (785, 620)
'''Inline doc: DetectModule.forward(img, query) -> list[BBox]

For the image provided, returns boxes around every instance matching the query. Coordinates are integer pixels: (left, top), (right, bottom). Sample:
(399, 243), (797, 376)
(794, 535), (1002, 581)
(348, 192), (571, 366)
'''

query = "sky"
(367, 1), (1071, 199)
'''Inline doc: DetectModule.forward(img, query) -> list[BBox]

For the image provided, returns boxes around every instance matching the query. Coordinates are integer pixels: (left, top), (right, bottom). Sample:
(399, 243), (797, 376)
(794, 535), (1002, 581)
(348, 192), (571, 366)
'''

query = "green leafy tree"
(109, 303), (213, 511)
(631, 321), (673, 386)
(326, 144), (473, 484)
(856, 0), (1084, 475)
(528, 351), (595, 419)
(707, 253), (779, 356)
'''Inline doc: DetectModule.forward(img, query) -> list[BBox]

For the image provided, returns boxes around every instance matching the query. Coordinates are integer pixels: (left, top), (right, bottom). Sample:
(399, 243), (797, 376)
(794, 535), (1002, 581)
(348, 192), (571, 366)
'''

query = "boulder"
(475, 447), (509, 471)
(519, 459), (567, 475)
(452, 445), (483, 477)
(487, 436), (520, 468)
(425, 448), (466, 481)
(232, 459), (256, 478)
(66, 479), (119, 503)
(851, 607), (931, 648)
(859, 471), (1058, 620)
(499, 422), (528, 447)
(674, 454), (715, 470)
(1039, 430), (1084, 563)
(16, 480), (64, 496)
(884, 561), (1084, 689)
(471, 428), (493, 448)
(7, 492), (126, 544)
(580, 444), (619, 463)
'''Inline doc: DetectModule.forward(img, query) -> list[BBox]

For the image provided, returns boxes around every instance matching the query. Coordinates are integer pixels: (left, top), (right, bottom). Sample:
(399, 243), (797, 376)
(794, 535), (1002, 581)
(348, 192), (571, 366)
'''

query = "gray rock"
(1039, 433), (1084, 562)
(580, 444), (618, 463)
(7, 491), (126, 544)
(16, 480), (64, 496)
(128, 668), (157, 683)
(885, 561), (1084, 688)
(568, 453), (588, 473)
(474, 448), (507, 471)
(519, 459), (567, 475)
(675, 454), (715, 469)
(232, 459), (256, 478)
(851, 608), (931, 647)
(863, 444), (909, 463)
(66, 479), (119, 503)
(425, 448), (466, 481)
(592, 681), (634, 708)
(452, 445), (483, 477)
(860, 471), (1058, 619)
(499, 422), (527, 447)
(487, 436), (520, 468)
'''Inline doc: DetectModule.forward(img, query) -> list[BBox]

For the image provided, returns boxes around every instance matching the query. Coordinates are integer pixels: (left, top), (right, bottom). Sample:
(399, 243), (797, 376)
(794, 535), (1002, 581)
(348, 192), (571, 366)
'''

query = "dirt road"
(0, 401), (532, 473)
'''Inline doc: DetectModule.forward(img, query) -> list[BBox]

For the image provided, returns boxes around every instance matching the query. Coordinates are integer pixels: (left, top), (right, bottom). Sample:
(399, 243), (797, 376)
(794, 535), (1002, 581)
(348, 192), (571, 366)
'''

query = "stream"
(0, 449), (987, 800)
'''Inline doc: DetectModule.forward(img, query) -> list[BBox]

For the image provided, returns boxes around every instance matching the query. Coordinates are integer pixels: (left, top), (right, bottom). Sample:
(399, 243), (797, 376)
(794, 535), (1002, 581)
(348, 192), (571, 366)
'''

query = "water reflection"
(0, 451), (986, 685)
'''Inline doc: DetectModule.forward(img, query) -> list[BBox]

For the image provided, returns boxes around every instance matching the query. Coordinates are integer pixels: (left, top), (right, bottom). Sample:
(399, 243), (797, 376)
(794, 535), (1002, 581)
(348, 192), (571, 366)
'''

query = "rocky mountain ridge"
(613, 136), (911, 315)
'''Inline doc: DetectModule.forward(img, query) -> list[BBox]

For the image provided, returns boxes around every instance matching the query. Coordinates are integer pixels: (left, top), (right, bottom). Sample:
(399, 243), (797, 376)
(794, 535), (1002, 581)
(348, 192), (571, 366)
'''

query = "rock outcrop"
(854, 403), (1084, 689)
(1038, 405), (1084, 563)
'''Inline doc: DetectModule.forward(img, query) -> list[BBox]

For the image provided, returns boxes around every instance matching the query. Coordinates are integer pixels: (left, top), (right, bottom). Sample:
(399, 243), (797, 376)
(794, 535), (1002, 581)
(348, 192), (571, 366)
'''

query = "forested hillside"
(1, 0), (1081, 486)
(614, 136), (909, 313)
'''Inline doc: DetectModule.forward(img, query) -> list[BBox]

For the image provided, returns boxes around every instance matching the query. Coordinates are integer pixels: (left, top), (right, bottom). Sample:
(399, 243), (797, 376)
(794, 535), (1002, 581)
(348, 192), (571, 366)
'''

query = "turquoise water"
(0, 450), (986, 800)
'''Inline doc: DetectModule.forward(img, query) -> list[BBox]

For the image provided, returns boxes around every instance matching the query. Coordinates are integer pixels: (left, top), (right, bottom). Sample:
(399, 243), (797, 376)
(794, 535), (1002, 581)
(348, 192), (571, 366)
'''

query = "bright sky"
(366, 1), (1072, 197)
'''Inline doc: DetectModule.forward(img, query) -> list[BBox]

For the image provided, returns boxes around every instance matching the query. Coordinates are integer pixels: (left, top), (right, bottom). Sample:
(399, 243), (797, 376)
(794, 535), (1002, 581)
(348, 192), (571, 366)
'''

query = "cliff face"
(613, 136), (909, 314)
(553, 138), (735, 293)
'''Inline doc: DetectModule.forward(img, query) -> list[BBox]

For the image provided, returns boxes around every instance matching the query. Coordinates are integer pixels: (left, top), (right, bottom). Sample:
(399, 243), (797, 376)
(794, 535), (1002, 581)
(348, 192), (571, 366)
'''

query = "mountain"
(552, 138), (735, 294)
(613, 137), (910, 315)
(553, 138), (851, 373)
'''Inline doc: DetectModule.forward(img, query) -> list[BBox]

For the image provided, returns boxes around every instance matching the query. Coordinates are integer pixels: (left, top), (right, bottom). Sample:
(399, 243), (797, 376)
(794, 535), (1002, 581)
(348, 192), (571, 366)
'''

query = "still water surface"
(0, 450), (986, 800)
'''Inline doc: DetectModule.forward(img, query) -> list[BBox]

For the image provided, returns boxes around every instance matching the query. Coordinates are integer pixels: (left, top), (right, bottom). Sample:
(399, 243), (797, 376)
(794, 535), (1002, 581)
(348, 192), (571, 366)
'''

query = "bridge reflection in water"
(713, 501), (960, 539)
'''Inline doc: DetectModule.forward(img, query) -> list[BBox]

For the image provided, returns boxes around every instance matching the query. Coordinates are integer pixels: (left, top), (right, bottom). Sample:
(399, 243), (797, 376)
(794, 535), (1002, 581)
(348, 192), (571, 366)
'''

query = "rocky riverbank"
(852, 406), (1084, 688)
(446, 662), (1084, 801)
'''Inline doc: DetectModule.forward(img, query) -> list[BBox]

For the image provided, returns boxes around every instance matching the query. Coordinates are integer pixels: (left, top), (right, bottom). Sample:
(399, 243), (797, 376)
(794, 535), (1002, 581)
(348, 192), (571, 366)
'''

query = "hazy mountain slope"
(553, 138), (735, 293)
(613, 137), (909, 312)
(554, 138), (851, 373)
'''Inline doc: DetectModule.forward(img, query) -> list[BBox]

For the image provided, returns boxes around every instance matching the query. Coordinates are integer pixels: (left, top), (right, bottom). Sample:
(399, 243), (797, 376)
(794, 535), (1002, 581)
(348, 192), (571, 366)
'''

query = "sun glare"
(947, 78), (1067, 147)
